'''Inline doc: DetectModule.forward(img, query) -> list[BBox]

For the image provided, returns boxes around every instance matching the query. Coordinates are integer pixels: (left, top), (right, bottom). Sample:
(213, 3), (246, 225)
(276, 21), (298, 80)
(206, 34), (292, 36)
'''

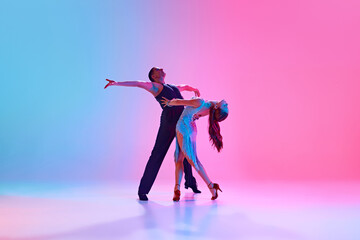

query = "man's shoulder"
(166, 83), (179, 90)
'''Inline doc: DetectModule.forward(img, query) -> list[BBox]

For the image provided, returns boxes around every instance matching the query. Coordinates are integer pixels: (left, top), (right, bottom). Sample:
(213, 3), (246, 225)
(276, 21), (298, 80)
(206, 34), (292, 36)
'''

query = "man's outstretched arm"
(104, 79), (160, 96)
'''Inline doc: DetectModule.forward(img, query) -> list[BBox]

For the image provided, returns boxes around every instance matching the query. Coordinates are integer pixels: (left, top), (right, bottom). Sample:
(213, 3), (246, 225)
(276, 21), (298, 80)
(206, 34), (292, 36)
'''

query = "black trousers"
(138, 117), (197, 195)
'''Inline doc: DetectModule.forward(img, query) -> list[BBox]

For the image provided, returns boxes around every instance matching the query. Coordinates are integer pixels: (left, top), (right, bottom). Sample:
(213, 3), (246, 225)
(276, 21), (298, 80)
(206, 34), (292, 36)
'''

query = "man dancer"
(104, 67), (201, 201)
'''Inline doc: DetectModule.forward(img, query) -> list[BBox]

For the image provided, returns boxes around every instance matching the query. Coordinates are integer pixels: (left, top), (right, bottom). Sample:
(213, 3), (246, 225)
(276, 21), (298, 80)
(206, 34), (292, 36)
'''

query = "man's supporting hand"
(193, 88), (200, 97)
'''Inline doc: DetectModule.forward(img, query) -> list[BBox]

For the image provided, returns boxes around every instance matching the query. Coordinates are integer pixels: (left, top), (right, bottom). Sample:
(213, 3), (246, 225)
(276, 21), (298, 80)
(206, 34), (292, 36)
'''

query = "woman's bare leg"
(188, 157), (216, 196)
(176, 133), (216, 197)
(174, 150), (184, 191)
(195, 160), (211, 186)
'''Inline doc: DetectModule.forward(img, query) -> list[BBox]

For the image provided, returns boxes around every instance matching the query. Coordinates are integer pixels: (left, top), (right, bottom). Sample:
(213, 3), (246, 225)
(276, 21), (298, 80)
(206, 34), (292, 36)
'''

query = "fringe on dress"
(174, 99), (207, 170)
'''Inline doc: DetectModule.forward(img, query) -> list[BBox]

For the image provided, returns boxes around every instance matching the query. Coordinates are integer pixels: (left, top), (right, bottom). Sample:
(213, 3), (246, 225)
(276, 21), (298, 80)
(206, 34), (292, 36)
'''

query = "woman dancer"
(160, 97), (229, 201)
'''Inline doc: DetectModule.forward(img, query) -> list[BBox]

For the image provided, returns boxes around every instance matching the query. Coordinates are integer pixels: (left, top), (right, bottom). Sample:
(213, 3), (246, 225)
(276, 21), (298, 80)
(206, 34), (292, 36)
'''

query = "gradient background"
(1, 0), (359, 184)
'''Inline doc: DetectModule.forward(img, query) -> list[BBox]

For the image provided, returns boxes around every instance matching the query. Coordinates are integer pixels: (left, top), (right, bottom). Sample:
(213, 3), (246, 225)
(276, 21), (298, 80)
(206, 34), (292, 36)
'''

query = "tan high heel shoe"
(173, 184), (181, 201)
(208, 182), (222, 200)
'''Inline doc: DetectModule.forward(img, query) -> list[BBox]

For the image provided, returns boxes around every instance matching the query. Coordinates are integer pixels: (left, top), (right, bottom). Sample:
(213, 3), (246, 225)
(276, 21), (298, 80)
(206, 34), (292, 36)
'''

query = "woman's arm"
(104, 79), (161, 96)
(161, 97), (203, 108)
(175, 84), (200, 97)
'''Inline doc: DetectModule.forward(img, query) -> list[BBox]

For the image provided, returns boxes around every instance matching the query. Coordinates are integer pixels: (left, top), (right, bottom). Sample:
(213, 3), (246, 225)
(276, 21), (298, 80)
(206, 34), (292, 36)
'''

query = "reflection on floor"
(0, 181), (359, 240)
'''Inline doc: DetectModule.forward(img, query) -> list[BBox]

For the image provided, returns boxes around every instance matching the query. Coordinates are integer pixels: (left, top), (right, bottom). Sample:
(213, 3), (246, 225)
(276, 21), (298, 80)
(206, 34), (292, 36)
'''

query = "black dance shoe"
(138, 193), (148, 201)
(185, 183), (201, 193)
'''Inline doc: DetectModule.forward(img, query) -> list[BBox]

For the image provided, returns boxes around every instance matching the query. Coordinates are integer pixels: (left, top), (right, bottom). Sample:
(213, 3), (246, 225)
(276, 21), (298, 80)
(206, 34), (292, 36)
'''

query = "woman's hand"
(193, 114), (200, 121)
(104, 79), (116, 89)
(160, 97), (171, 107)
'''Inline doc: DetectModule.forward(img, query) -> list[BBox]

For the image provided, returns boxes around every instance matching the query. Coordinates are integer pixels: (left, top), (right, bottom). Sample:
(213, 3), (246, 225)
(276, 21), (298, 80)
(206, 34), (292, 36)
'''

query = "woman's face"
(218, 100), (228, 113)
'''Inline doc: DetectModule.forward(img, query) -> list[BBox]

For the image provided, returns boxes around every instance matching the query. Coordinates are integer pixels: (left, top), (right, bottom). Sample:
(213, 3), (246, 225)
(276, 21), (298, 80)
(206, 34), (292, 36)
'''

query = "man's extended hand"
(194, 88), (200, 97)
(104, 79), (116, 89)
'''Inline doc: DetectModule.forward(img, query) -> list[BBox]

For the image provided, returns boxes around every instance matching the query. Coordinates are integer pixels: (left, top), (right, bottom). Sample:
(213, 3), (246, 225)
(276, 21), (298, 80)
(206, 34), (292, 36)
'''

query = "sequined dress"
(175, 99), (210, 169)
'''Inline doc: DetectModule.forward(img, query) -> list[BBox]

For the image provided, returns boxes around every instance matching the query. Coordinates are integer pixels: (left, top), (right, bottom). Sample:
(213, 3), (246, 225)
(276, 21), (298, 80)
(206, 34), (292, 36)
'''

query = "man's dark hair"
(148, 67), (155, 82)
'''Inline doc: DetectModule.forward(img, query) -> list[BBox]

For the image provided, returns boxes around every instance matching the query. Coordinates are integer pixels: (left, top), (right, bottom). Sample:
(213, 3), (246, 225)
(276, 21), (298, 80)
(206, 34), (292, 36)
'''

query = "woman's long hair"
(208, 103), (229, 152)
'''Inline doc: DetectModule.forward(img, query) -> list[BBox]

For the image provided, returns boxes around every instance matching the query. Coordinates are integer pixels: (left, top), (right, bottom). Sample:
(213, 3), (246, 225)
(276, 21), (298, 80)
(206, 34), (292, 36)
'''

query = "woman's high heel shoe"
(208, 182), (222, 200)
(173, 184), (181, 201)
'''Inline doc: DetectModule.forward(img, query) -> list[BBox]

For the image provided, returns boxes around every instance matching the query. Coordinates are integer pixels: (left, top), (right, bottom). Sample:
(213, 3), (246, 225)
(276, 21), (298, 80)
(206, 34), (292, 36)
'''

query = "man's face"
(152, 67), (166, 84)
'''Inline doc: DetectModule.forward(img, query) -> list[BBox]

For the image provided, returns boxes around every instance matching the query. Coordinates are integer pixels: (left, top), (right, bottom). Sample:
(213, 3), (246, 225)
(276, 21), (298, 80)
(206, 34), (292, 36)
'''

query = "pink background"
(124, 0), (360, 182)
(2, 0), (359, 182)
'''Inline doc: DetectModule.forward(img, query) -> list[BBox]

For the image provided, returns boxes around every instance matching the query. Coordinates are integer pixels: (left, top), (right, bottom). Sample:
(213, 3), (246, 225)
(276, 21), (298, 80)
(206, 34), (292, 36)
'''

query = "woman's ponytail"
(208, 105), (224, 152)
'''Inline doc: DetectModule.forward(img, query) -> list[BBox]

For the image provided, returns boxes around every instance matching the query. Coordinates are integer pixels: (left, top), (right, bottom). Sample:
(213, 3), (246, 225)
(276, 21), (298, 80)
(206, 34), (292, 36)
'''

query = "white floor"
(0, 181), (359, 240)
